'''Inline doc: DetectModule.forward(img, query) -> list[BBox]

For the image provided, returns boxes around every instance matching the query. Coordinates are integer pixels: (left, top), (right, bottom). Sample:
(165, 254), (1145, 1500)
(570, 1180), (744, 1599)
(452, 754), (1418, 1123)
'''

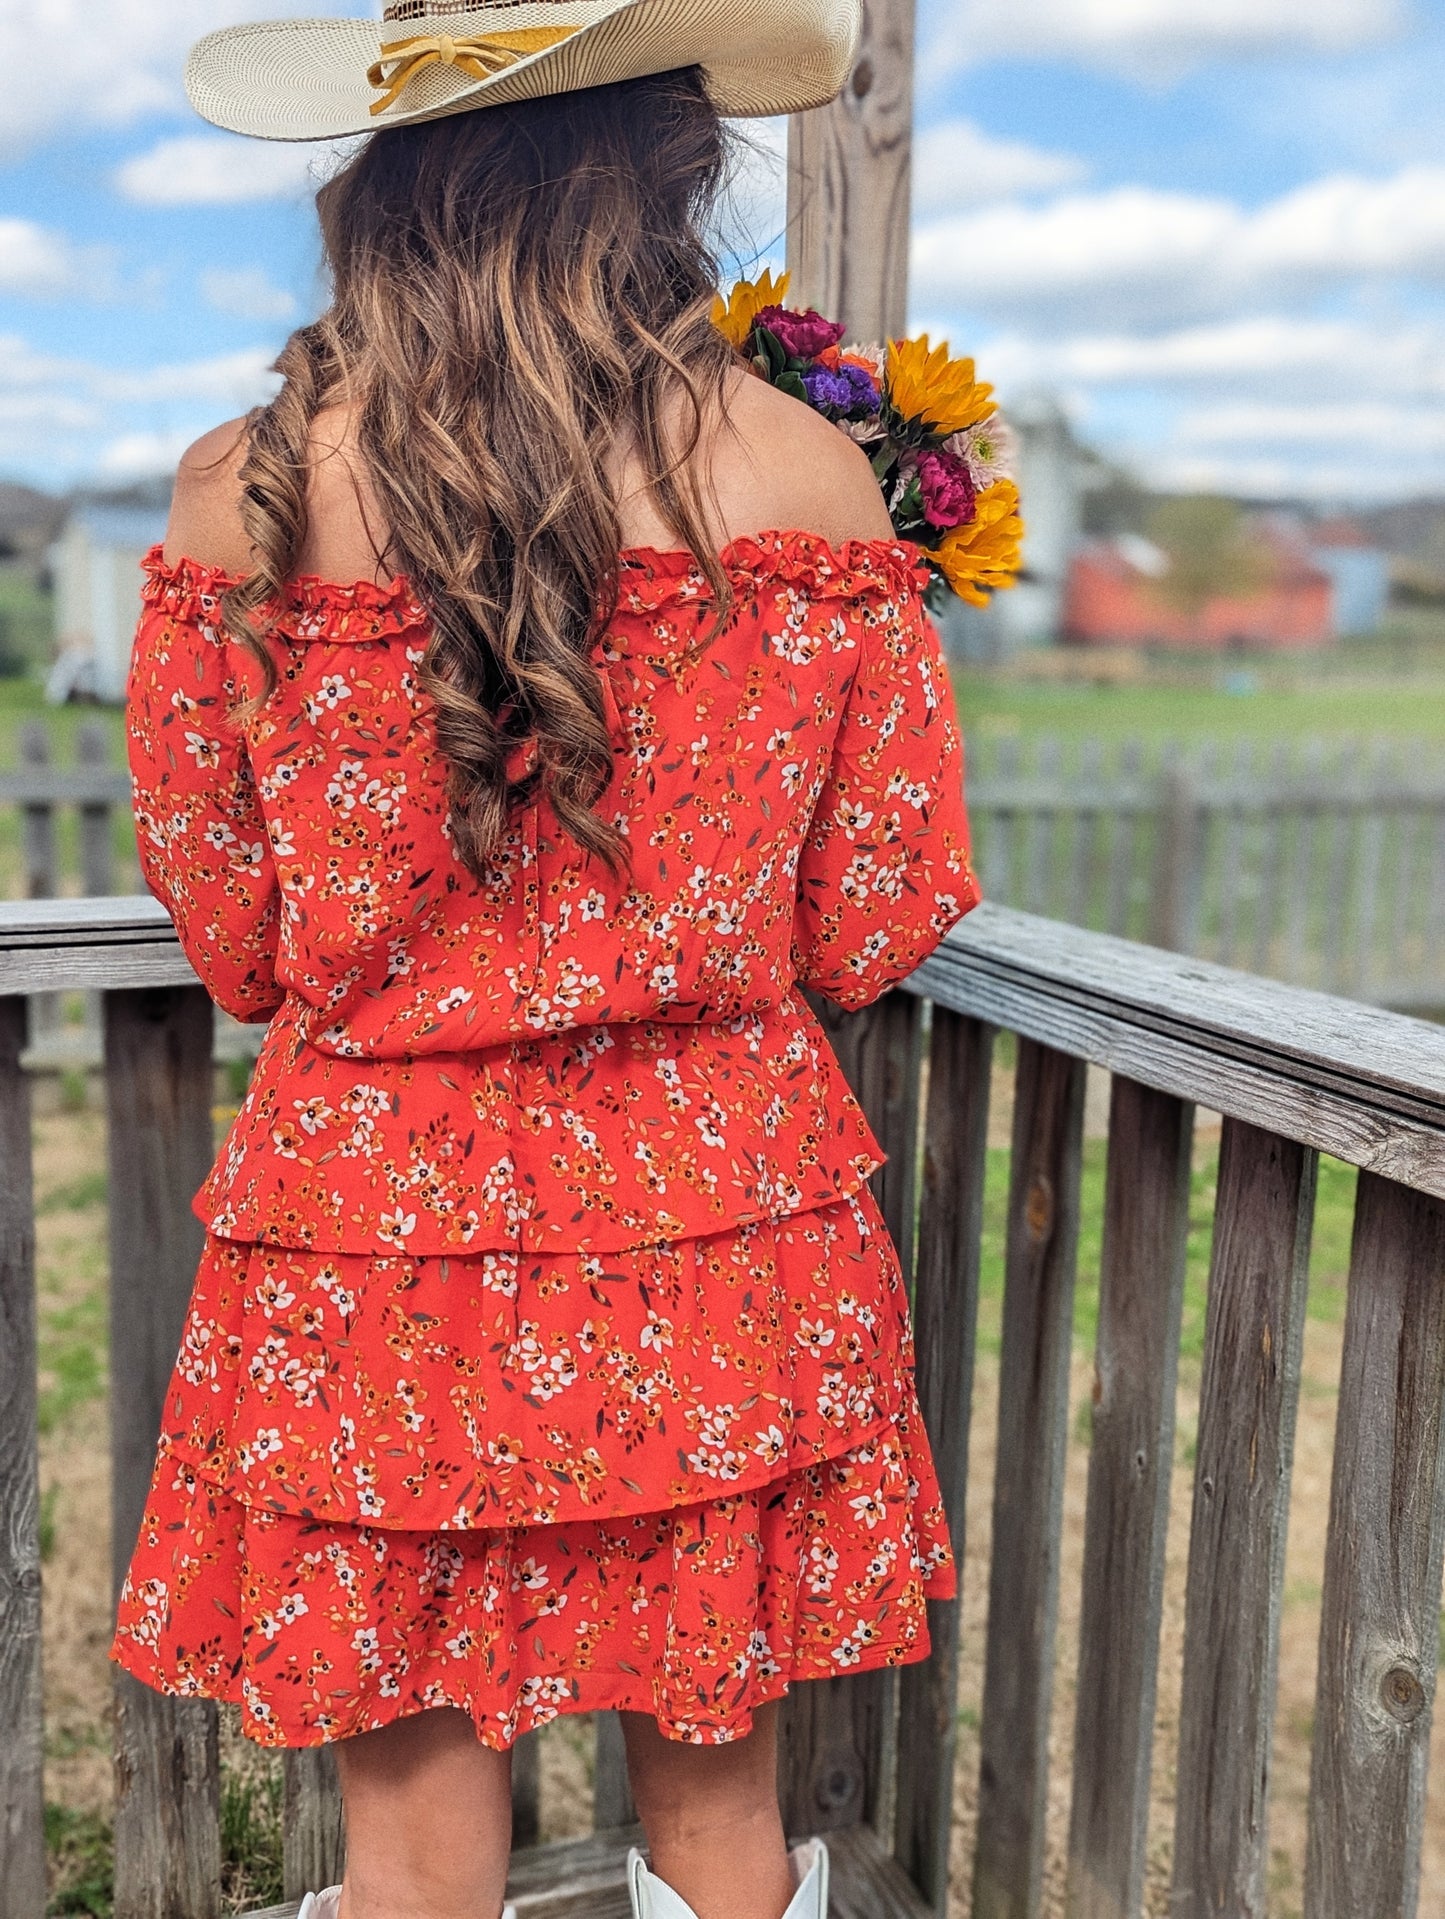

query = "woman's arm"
(792, 586), (980, 1008)
(127, 583), (285, 1023)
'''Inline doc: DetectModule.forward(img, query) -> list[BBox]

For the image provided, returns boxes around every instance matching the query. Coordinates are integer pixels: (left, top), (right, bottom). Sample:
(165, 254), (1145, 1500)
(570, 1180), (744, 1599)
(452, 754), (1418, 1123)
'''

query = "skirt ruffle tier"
(111, 1189), (955, 1747)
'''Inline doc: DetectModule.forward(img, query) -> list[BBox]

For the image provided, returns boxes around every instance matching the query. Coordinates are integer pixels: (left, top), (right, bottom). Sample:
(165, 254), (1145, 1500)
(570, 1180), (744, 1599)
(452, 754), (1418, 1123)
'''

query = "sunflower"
(885, 336), (995, 438)
(933, 481), (1024, 606)
(711, 270), (792, 349)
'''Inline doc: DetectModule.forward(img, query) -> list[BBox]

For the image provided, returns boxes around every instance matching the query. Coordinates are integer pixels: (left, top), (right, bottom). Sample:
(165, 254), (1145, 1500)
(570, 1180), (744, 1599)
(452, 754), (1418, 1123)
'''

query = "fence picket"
(0, 996), (43, 1918)
(1106, 740), (1143, 938)
(1305, 1173), (1445, 1919)
(1172, 1121), (1316, 1918)
(282, 1751), (345, 1902)
(782, 991), (924, 1842)
(973, 1040), (1086, 1919)
(893, 1011), (995, 1913)
(1351, 740), (1390, 999)
(1250, 742), (1290, 976)
(1066, 1077), (1194, 1918)
(106, 985), (221, 1919)
(593, 1715), (636, 1831)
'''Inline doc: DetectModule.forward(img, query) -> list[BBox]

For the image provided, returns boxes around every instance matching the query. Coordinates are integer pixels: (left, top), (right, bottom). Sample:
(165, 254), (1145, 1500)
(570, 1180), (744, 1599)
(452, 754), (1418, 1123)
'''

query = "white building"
(937, 392), (1098, 661)
(47, 503), (169, 704)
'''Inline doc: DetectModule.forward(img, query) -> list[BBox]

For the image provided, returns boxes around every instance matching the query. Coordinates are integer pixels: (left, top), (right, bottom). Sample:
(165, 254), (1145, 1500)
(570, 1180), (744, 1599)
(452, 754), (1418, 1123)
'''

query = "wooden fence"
(3, 894), (1445, 1917)
(965, 732), (1445, 1009)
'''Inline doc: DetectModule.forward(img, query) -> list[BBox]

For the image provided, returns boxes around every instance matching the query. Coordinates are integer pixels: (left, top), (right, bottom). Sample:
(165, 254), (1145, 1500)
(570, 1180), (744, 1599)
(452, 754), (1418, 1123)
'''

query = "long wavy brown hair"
(222, 68), (737, 877)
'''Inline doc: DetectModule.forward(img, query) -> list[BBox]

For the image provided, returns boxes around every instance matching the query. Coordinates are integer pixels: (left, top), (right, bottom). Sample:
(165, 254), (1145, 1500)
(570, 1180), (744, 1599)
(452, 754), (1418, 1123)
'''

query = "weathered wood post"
(0, 994), (44, 1917)
(20, 725), (58, 1045)
(786, 0), (915, 343)
(106, 984), (221, 1919)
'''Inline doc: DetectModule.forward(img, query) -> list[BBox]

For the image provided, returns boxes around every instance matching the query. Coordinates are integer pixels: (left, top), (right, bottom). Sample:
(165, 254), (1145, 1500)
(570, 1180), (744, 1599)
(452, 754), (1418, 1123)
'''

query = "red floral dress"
(111, 531), (981, 1748)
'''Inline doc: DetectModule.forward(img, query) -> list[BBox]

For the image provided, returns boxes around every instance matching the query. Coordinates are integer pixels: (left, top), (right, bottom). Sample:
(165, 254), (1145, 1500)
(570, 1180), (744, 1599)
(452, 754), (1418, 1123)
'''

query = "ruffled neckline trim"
(141, 530), (929, 641)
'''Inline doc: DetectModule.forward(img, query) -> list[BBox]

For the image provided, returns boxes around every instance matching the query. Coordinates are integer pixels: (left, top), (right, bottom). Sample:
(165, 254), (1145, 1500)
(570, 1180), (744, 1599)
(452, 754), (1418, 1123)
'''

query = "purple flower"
(802, 362), (881, 415)
(756, 304), (847, 360)
(915, 449), (977, 529)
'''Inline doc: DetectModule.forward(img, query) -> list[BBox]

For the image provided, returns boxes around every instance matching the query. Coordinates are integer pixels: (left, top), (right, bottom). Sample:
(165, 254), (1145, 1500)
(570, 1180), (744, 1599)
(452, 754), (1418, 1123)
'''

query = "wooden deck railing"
(3, 896), (1445, 1918)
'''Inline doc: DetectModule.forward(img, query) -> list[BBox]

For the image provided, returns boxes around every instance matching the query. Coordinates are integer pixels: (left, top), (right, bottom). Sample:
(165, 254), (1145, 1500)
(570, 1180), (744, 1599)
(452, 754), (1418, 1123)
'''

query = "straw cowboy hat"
(186, 0), (863, 141)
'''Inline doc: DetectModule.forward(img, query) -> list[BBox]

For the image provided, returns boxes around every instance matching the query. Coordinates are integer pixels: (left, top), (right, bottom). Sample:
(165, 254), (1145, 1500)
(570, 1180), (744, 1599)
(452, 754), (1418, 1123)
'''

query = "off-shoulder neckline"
(140, 528), (929, 632)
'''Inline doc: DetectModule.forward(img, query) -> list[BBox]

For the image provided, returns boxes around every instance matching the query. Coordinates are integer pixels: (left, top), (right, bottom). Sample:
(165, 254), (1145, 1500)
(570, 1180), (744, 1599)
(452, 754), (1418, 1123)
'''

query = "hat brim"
(186, 0), (861, 140)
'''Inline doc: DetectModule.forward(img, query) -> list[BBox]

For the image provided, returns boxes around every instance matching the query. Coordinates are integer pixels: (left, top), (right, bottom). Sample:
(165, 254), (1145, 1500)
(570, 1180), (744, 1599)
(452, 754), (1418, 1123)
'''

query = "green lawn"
(953, 608), (1445, 749)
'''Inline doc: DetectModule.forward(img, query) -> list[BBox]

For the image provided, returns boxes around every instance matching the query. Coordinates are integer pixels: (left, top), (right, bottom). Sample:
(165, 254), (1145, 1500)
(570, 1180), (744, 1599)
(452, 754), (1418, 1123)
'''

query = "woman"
(112, 6), (981, 1917)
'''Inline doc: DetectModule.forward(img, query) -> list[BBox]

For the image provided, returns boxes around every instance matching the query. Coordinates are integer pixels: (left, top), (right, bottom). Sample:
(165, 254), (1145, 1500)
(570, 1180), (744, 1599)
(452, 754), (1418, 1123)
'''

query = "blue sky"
(4, 0), (1445, 500)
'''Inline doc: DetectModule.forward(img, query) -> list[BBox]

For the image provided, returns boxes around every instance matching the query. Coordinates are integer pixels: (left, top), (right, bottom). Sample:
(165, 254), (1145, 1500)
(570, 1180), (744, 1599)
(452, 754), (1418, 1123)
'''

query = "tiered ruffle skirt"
(112, 1189), (954, 1747)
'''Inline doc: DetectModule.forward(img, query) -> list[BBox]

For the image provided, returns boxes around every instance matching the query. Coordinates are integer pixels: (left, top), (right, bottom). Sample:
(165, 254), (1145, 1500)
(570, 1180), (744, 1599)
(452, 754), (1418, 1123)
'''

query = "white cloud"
(913, 166), (1445, 326)
(981, 316), (1445, 402)
(116, 134), (328, 206)
(0, 0), (354, 149)
(0, 219), (109, 300)
(1173, 399), (1445, 452)
(0, 334), (281, 481)
(930, 0), (1404, 80)
(913, 120), (1087, 215)
(102, 348), (282, 407)
(97, 431), (196, 479)
(201, 267), (298, 324)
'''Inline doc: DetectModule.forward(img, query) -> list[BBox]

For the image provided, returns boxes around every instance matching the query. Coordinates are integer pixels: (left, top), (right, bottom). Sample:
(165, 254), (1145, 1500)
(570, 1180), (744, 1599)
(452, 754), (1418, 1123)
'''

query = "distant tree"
(1145, 495), (1271, 613)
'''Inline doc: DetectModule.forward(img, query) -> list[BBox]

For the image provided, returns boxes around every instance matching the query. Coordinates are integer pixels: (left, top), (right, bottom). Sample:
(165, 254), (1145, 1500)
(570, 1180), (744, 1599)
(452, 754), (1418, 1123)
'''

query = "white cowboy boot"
(297, 1890), (517, 1919)
(626, 1837), (828, 1919)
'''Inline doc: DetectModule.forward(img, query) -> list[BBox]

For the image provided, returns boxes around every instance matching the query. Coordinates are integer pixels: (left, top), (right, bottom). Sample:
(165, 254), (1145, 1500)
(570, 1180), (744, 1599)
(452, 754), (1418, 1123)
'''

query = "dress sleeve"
(792, 587), (980, 1009)
(126, 590), (284, 1023)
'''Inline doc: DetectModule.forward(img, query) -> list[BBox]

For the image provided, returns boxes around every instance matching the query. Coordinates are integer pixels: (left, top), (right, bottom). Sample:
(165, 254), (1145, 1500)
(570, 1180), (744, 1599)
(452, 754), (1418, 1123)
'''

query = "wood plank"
(18, 724), (55, 904)
(973, 1041), (1086, 1919)
(0, 996), (44, 1918)
(1350, 741), (1390, 1000)
(1250, 743), (1290, 976)
(20, 724), (58, 1045)
(984, 735), (1022, 907)
(1305, 1173), (1445, 1919)
(785, 0), (915, 344)
(907, 906), (1445, 1195)
(105, 984), (221, 1919)
(1213, 740), (1253, 967)
(283, 1750), (345, 1902)
(1066, 1078), (1194, 1919)
(1281, 739), (1326, 987)
(1171, 1121), (1316, 1919)
(792, 989), (922, 1843)
(249, 1818), (933, 1919)
(893, 1012), (994, 1914)
(1022, 736), (1061, 919)
(1106, 740), (1144, 939)
(593, 1712), (636, 1831)
(1068, 739), (1106, 930)
(1149, 763), (1203, 953)
(511, 1731), (541, 1849)
(76, 721), (117, 899)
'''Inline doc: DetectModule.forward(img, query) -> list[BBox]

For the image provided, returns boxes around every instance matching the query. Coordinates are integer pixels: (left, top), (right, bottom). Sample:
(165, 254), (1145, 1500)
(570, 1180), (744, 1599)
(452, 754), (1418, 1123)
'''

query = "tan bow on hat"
(186, 0), (863, 142)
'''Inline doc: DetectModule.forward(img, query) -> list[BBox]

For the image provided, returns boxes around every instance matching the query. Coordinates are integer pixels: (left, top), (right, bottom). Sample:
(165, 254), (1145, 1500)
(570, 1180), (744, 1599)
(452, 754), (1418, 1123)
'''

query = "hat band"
(367, 25), (581, 116)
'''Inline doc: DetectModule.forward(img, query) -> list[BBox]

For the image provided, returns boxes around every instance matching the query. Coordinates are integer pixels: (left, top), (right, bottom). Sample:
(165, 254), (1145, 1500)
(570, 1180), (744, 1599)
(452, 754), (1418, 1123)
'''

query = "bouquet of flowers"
(712, 270), (1023, 606)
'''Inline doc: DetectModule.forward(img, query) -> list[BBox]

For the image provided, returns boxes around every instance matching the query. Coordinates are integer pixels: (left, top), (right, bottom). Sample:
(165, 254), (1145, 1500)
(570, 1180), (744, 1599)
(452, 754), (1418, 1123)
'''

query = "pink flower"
(915, 449), (977, 530)
(754, 305), (847, 360)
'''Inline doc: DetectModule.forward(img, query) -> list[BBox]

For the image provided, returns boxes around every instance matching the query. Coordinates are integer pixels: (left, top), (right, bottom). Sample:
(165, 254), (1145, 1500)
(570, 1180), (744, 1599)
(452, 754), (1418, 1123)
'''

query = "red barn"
(1063, 524), (1335, 651)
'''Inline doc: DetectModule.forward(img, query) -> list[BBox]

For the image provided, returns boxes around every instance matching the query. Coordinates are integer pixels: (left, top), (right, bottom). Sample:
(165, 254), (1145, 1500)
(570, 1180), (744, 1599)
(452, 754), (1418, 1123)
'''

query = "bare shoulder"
(163, 418), (253, 573)
(715, 370), (894, 548)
